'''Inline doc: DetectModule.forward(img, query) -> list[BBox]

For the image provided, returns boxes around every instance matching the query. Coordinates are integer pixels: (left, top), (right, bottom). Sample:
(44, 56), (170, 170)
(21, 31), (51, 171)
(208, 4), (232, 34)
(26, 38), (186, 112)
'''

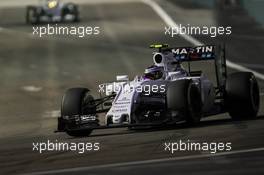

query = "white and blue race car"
(56, 44), (260, 137)
(26, 0), (79, 24)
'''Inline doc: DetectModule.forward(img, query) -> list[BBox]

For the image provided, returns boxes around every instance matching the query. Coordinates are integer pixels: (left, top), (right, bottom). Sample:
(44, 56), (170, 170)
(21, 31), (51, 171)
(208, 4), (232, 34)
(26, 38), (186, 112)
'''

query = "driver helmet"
(46, 0), (59, 9)
(143, 65), (164, 80)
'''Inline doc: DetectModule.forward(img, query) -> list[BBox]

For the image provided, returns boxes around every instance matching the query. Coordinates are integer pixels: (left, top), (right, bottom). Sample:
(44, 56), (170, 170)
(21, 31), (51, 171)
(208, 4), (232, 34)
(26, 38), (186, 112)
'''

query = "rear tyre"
(62, 3), (80, 22)
(26, 6), (39, 24)
(167, 80), (202, 125)
(61, 88), (96, 137)
(225, 72), (259, 120)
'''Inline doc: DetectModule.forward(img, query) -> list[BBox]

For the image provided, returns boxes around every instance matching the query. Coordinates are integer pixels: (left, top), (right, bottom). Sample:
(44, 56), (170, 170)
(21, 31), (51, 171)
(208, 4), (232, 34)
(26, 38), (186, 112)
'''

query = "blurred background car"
(26, 0), (80, 24)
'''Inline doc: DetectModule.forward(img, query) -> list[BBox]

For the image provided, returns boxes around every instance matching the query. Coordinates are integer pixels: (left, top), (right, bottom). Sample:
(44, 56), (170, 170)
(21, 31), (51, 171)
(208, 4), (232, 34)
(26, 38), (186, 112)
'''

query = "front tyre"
(225, 72), (259, 120)
(61, 88), (96, 137)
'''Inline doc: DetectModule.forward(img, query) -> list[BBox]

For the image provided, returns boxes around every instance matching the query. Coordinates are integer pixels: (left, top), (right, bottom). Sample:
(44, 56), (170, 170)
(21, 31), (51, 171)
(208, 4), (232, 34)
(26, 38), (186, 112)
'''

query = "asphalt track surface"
(0, 0), (264, 174)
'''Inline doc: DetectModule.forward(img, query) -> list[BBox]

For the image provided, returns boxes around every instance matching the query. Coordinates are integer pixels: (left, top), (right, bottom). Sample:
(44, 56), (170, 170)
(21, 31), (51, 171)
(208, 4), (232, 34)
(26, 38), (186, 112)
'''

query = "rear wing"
(150, 44), (215, 62)
(150, 44), (227, 96)
(174, 44), (226, 97)
(171, 45), (215, 62)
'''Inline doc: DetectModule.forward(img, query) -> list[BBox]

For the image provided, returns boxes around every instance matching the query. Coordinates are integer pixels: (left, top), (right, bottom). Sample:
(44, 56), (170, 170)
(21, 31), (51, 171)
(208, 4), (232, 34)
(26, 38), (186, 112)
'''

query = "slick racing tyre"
(61, 88), (96, 137)
(225, 72), (259, 120)
(167, 80), (202, 124)
(26, 6), (39, 24)
(62, 3), (80, 22)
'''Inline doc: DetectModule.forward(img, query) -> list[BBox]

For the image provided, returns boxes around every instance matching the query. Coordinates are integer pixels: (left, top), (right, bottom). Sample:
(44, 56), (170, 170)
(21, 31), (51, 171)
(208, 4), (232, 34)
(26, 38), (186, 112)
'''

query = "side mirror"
(116, 75), (129, 81)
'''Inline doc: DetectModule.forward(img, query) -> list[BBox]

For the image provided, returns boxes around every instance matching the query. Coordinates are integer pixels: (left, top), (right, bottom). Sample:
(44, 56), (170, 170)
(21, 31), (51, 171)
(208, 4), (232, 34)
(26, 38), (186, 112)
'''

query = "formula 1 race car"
(26, 0), (79, 24)
(56, 44), (260, 137)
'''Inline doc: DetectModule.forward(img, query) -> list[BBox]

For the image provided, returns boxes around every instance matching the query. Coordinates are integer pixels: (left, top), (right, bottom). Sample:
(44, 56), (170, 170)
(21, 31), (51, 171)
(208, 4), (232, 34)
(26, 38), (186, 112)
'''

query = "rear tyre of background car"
(26, 6), (39, 24)
(62, 3), (80, 22)
(225, 72), (259, 120)
(167, 80), (202, 125)
(61, 88), (96, 137)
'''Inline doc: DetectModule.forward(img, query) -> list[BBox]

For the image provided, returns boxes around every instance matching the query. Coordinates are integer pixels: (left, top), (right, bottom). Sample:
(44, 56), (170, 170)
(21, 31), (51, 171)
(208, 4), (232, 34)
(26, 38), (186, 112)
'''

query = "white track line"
(236, 63), (264, 70)
(22, 86), (43, 92)
(22, 147), (264, 175)
(142, 0), (264, 81)
(226, 60), (264, 80)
